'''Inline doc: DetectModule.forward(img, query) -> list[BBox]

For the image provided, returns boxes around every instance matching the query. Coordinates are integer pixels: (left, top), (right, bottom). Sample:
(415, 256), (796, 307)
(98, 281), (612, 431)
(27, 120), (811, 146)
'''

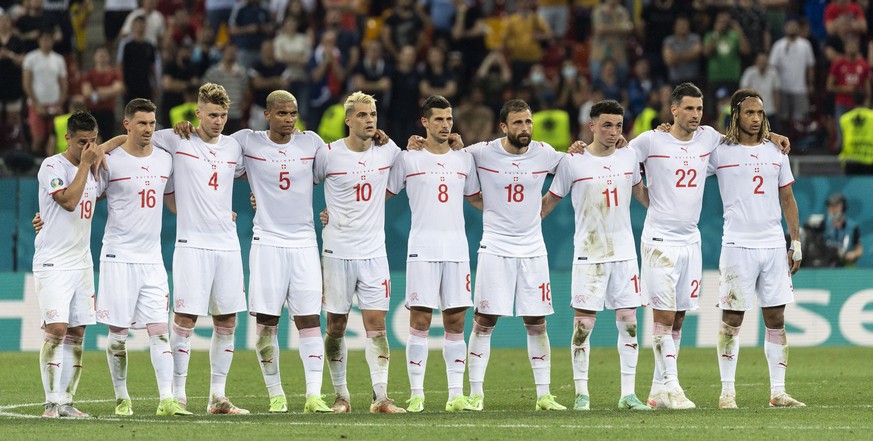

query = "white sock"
(717, 322), (741, 395)
(468, 322), (493, 396)
(443, 333), (467, 400)
(148, 331), (174, 400)
(406, 328), (429, 398)
(298, 327), (324, 397)
(209, 325), (235, 401)
(365, 330), (390, 400)
(526, 322), (551, 398)
(652, 323), (679, 391)
(171, 324), (193, 403)
(324, 333), (349, 399)
(571, 316), (594, 396)
(255, 324), (284, 398)
(616, 320), (639, 398)
(672, 329), (683, 358)
(60, 335), (85, 404)
(106, 331), (130, 400)
(40, 333), (64, 403)
(765, 327), (788, 397)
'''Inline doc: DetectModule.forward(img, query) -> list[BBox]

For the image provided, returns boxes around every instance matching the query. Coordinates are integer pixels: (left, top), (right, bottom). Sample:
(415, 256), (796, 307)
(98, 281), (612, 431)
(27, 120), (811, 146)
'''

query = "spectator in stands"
(248, 40), (289, 130)
(0, 13), (25, 148)
(538, 0), (569, 40)
(22, 30), (65, 157)
(502, 0), (552, 88)
(320, 5), (359, 74)
(307, 29), (346, 131)
(229, 0), (272, 68)
(662, 16), (702, 86)
(627, 58), (659, 119)
(474, 49), (512, 117)
(590, 58), (627, 108)
(15, 0), (59, 53)
(524, 63), (557, 112)
(104, 0), (137, 45)
(632, 88), (662, 138)
(590, 0), (632, 82)
(274, 15), (310, 118)
(454, 85), (494, 145)
(577, 88), (604, 144)
(740, 51), (781, 131)
(205, 0), (236, 35)
(118, 15), (159, 103)
(769, 18), (815, 136)
(161, 44), (199, 126)
(381, 0), (426, 61)
(204, 43), (249, 133)
(839, 97), (873, 174)
(352, 39), (392, 125)
(41, 0), (72, 55)
(191, 25), (221, 77)
(387, 44), (420, 147)
(419, 0), (456, 44)
(119, 0), (165, 46)
(827, 36), (870, 150)
(704, 11), (749, 120)
(81, 47), (123, 141)
(637, 0), (680, 83)
(450, 0), (486, 83)
(166, 8), (198, 48)
(824, 0), (867, 37)
(731, 0), (771, 65)
(556, 59), (589, 137)
(420, 45), (457, 106)
(824, 193), (864, 265)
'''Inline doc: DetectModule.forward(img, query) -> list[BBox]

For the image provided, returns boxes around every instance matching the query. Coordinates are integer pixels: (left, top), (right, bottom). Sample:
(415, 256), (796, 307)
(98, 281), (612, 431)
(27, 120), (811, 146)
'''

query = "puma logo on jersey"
(46, 164), (54, 168)
(680, 147), (689, 153)
(278, 150), (287, 156)
(436, 162), (445, 168)
(358, 161), (367, 167)
(141, 166), (150, 173)
(603, 165), (612, 172)
(750, 154), (759, 159)
(511, 162), (520, 168)
(208, 150), (217, 157)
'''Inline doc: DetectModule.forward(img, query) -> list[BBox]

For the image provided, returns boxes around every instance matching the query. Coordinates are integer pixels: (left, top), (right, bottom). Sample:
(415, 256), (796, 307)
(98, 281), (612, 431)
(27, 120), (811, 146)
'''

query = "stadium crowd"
(1, 0), (873, 173)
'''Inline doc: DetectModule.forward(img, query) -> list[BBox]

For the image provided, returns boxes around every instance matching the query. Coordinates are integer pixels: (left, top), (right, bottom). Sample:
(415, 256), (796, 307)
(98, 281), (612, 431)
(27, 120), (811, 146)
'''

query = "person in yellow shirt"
(503, 0), (553, 87)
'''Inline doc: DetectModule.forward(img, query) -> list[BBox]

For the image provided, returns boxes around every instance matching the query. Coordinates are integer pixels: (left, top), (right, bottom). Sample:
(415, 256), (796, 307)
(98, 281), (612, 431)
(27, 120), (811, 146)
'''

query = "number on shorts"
(381, 279), (390, 298)
(465, 273), (471, 292)
(631, 274), (640, 293)
(690, 279), (700, 298)
(675, 169), (698, 188)
(539, 282), (551, 302)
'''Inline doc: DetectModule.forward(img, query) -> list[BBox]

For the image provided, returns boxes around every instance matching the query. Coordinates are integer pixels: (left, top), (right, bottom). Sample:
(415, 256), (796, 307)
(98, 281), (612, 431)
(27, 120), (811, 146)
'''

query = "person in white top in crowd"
(386, 95), (482, 413)
(709, 89), (805, 409)
(462, 99), (567, 412)
(33, 111), (104, 418)
(541, 99), (651, 412)
(91, 99), (190, 417)
(316, 91), (405, 414)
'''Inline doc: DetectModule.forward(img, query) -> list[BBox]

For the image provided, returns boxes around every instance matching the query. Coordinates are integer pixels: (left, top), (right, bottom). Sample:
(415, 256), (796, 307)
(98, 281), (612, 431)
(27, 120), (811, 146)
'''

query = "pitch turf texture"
(1, 347), (869, 440)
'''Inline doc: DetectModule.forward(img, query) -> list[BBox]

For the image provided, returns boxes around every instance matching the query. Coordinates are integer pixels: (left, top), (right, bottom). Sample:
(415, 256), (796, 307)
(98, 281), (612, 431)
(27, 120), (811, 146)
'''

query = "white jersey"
(548, 149), (641, 263)
(467, 139), (564, 257)
(630, 126), (722, 245)
(152, 129), (244, 251)
(387, 149), (480, 262)
(99, 147), (173, 264)
(33, 154), (102, 271)
(709, 140), (794, 248)
(234, 130), (327, 248)
(316, 138), (401, 259)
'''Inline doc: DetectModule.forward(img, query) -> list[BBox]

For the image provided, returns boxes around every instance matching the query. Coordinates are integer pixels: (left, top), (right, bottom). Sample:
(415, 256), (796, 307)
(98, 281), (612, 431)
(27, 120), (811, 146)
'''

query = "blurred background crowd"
(1, 0), (872, 175)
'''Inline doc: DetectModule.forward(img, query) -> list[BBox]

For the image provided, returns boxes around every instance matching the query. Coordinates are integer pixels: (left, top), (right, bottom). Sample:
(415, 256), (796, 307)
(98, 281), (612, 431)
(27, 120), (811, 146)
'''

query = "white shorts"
(641, 242), (702, 312)
(97, 261), (170, 329)
(172, 247), (246, 316)
(718, 247), (794, 311)
(34, 269), (96, 328)
(473, 253), (553, 317)
(322, 256), (391, 313)
(249, 244), (322, 317)
(571, 259), (643, 311)
(405, 261), (473, 311)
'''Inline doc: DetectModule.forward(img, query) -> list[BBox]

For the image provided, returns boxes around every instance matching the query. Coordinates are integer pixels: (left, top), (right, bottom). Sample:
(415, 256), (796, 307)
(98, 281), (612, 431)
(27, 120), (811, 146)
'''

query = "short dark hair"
(671, 82), (703, 105)
(590, 100), (625, 119)
(124, 98), (157, 119)
(421, 95), (451, 118)
(499, 99), (531, 124)
(67, 111), (98, 135)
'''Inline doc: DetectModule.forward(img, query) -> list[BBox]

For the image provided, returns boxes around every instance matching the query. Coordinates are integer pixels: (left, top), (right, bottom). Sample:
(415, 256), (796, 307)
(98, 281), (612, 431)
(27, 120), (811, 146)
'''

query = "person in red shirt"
(81, 47), (123, 142)
(824, 0), (867, 37)
(827, 36), (870, 149)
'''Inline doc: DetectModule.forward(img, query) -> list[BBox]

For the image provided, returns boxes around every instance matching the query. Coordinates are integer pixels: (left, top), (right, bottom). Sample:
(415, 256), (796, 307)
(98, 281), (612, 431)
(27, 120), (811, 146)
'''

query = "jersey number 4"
(208, 172), (219, 190)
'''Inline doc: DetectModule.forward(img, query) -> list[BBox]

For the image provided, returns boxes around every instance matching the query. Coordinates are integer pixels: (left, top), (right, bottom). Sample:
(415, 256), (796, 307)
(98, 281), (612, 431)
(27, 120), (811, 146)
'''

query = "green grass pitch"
(0, 346), (870, 440)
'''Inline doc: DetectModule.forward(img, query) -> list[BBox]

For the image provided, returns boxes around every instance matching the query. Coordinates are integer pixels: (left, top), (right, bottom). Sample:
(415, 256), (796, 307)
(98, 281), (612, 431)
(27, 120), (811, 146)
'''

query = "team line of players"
(33, 81), (805, 418)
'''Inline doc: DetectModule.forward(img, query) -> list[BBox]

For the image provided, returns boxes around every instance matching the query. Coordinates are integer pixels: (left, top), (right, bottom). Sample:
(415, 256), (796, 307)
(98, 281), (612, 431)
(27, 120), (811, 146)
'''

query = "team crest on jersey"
(50, 178), (64, 189)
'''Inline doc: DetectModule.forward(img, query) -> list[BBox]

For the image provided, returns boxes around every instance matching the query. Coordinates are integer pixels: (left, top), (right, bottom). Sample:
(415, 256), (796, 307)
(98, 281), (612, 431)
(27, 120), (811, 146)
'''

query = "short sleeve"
(463, 153), (481, 197)
(539, 141), (564, 174)
(547, 155), (574, 199)
(151, 129), (179, 154)
(310, 132), (329, 184)
(386, 152), (406, 195)
(632, 158), (642, 186)
(164, 175), (175, 194)
(777, 151), (794, 188)
(628, 131), (650, 163)
(38, 159), (69, 196)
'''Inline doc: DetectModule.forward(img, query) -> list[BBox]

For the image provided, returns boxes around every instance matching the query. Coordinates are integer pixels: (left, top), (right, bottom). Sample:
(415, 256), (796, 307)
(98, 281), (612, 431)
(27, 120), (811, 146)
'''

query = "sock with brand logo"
(147, 323), (173, 400)
(40, 333), (64, 403)
(717, 322), (741, 395)
(468, 322), (493, 396)
(652, 322), (679, 391)
(571, 316), (595, 397)
(106, 330), (130, 401)
(406, 327), (429, 398)
(365, 330), (390, 401)
(298, 327), (324, 397)
(443, 332), (466, 400)
(255, 324), (284, 398)
(209, 325), (235, 401)
(170, 323), (193, 404)
(526, 322), (551, 397)
(765, 327), (788, 397)
(324, 332), (350, 399)
(615, 310), (639, 398)
(60, 334), (85, 404)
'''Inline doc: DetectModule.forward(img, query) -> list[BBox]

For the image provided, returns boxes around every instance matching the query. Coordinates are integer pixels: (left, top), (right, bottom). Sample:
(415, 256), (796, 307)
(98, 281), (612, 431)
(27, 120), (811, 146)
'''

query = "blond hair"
(343, 91), (376, 115)
(198, 83), (231, 109)
(266, 90), (297, 111)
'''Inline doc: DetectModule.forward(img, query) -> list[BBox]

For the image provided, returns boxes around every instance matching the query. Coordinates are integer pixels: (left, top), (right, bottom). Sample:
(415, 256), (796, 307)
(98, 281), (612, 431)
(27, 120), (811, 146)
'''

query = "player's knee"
(108, 326), (129, 335)
(615, 308), (636, 322)
(146, 323), (169, 336)
(256, 314), (281, 327)
(65, 325), (86, 338)
(44, 323), (68, 338)
(293, 314), (320, 329)
(211, 314), (236, 328)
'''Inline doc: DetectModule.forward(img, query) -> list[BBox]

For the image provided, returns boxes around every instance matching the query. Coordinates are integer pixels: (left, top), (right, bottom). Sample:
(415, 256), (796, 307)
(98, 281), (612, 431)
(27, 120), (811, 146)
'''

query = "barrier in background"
(1, 269), (870, 351)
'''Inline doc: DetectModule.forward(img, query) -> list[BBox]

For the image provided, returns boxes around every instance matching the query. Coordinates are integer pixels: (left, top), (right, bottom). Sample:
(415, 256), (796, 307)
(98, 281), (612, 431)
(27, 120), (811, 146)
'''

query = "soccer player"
(34, 111), (104, 418)
(152, 83), (249, 414)
(317, 91), (405, 413)
(464, 99), (566, 411)
(230, 91), (333, 413)
(710, 89), (805, 409)
(541, 100), (651, 411)
(96, 99), (191, 416)
(387, 96), (482, 413)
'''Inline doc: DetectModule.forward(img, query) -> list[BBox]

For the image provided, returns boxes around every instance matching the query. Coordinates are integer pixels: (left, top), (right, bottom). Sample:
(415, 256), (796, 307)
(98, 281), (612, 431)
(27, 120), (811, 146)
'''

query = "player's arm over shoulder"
(151, 128), (179, 154)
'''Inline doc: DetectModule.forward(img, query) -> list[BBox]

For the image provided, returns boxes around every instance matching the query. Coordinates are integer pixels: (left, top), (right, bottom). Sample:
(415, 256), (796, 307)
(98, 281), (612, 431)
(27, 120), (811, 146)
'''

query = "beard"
(507, 132), (531, 149)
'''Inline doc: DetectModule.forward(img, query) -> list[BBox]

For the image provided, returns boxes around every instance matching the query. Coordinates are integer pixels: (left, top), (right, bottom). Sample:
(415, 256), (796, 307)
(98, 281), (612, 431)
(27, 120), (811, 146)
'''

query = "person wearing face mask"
(556, 60), (590, 140)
